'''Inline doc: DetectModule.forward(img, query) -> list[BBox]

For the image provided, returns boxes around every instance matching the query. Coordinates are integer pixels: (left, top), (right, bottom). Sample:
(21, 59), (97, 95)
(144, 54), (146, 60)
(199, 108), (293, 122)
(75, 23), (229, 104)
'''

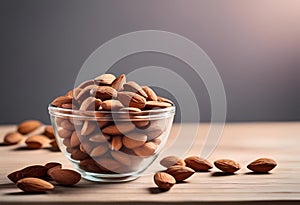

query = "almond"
(58, 128), (72, 138)
(3, 132), (23, 145)
(9, 165), (48, 183)
(110, 135), (123, 150)
(17, 120), (42, 134)
(166, 165), (195, 182)
(111, 74), (126, 91)
(94, 73), (116, 85)
(90, 145), (108, 157)
(44, 162), (62, 170)
(145, 101), (172, 109)
(122, 132), (147, 149)
(142, 86), (158, 101)
(79, 96), (102, 111)
(17, 177), (54, 192)
(60, 119), (74, 131)
(214, 159), (241, 173)
(102, 122), (135, 135)
(247, 158), (277, 173)
(71, 149), (89, 160)
(123, 81), (148, 98)
(117, 91), (146, 109)
(70, 131), (80, 148)
(184, 156), (213, 171)
(81, 121), (96, 135)
(43, 126), (55, 139)
(48, 169), (81, 186)
(101, 99), (124, 110)
(89, 133), (110, 143)
(154, 172), (176, 190)
(51, 95), (73, 107)
(157, 96), (174, 105)
(90, 86), (117, 100)
(133, 141), (157, 157)
(25, 135), (50, 149)
(50, 140), (60, 151)
(133, 120), (150, 128)
(160, 156), (186, 168)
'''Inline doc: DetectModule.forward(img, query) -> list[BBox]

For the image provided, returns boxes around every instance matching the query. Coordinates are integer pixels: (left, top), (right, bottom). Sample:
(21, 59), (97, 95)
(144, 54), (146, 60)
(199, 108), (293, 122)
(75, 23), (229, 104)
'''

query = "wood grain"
(0, 122), (300, 205)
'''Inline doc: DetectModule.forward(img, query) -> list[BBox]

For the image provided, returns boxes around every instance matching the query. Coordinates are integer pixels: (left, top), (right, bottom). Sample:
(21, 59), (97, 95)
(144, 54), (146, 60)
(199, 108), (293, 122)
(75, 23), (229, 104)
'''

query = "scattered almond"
(25, 135), (50, 149)
(154, 172), (176, 190)
(166, 165), (195, 182)
(214, 159), (241, 173)
(184, 156), (213, 171)
(17, 177), (54, 192)
(48, 169), (81, 186)
(160, 156), (186, 168)
(17, 120), (42, 134)
(247, 158), (277, 173)
(43, 126), (55, 139)
(3, 132), (23, 145)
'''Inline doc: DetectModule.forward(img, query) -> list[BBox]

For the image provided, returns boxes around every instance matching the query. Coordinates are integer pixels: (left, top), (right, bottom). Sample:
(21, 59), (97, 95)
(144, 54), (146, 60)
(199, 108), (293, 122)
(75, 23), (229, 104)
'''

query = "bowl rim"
(48, 104), (175, 120)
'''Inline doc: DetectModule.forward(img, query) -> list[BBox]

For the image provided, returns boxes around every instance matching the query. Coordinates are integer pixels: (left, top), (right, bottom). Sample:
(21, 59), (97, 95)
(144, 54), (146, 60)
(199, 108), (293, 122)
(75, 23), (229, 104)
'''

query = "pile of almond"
(7, 162), (81, 193)
(154, 156), (277, 190)
(50, 73), (174, 174)
(3, 120), (59, 151)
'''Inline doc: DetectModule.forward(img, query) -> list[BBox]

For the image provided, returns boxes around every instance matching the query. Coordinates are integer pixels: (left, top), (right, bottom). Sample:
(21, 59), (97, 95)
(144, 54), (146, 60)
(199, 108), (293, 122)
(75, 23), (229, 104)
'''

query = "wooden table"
(1, 122), (300, 204)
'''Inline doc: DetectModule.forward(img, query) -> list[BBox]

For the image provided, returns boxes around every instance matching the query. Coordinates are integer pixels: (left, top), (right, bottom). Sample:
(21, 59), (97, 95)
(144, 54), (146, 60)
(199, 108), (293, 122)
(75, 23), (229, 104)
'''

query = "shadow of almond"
(211, 172), (235, 177)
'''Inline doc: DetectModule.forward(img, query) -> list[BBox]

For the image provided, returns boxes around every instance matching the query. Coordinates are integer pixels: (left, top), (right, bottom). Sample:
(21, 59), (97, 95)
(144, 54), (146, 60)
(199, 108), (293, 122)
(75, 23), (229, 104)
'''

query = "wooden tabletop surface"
(1, 122), (300, 205)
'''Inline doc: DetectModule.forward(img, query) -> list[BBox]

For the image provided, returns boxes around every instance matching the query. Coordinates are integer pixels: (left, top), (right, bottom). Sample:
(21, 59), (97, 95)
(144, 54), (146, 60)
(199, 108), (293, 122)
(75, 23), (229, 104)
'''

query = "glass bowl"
(48, 105), (175, 182)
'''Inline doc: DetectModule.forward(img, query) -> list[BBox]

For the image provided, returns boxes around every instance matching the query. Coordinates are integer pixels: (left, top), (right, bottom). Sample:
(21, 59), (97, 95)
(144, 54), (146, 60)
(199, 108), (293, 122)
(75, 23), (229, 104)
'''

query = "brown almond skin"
(214, 159), (241, 173)
(145, 101), (172, 109)
(154, 172), (176, 190)
(51, 95), (73, 107)
(91, 86), (117, 100)
(17, 120), (42, 134)
(25, 135), (50, 149)
(160, 156), (186, 168)
(166, 165), (195, 182)
(184, 156), (213, 171)
(133, 141), (157, 157)
(79, 96), (102, 111)
(7, 165), (48, 183)
(123, 81), (148, 99)
(17, 177), (54, 192)
(49, 169), (81, 186)
(142, 86), (158, 101)
(94, 73), (116, 85)
(43, 126), (55, 139)
(102, 123), (135, 135)
(3, 132), (23, 145)
(7, 170), (21, 183)
(101, 100), (124, 110)
(44, 162), (62, 170)
(117, 91), (146, 109)
(111, 74), (126, 91)
(247, 158), (277, 173)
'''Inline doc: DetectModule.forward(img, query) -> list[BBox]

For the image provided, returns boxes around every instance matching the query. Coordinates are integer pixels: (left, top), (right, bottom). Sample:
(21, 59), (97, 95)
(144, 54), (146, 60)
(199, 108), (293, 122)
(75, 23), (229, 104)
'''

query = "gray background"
(1, 0), (299, 124)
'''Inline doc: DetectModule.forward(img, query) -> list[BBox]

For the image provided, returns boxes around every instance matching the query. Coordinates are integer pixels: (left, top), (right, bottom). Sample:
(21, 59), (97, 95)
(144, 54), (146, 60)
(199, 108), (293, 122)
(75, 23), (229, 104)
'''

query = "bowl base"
(81, 172), (140, 182)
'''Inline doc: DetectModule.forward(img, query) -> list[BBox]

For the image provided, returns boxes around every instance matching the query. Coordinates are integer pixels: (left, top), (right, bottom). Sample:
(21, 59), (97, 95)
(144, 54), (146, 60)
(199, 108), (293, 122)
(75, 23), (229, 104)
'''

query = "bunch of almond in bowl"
(48, 73), (175, 182)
